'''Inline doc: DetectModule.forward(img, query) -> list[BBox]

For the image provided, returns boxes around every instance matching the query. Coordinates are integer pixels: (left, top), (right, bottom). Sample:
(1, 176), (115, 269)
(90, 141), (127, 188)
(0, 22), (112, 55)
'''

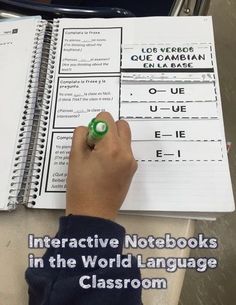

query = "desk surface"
(0, 206), (194, 305)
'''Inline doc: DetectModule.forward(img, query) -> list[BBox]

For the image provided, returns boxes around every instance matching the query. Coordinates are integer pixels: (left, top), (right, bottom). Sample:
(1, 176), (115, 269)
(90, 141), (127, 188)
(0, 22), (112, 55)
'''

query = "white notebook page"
(34, 17), (234, 215)
(0, 17), (41, 210)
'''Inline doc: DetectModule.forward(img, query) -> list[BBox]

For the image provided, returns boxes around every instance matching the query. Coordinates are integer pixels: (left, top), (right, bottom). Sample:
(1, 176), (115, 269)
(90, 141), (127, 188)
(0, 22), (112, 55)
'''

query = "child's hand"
(66, 112), (137, 220)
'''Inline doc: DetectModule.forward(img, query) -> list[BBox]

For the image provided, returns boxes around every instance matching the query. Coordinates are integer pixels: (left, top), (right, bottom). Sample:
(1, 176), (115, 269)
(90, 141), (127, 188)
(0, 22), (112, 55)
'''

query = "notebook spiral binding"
(8, 19), (60, 210)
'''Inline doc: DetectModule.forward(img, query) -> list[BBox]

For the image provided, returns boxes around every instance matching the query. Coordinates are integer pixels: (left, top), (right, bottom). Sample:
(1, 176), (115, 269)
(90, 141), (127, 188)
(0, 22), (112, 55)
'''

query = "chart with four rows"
(120, 46), (223, 163)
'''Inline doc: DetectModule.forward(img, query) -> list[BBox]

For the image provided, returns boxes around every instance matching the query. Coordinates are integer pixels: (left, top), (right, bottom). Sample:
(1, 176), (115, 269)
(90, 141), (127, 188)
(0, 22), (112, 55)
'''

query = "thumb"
(70, 126), (89, 159)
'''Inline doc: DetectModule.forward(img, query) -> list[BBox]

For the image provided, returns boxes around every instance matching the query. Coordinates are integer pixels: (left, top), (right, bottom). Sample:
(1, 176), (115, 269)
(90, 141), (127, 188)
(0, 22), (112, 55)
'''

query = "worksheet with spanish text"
(33, 17), (235, 218)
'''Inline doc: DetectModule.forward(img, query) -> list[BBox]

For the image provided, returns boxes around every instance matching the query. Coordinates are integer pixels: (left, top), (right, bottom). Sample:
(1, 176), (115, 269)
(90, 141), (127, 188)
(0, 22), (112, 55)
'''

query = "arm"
(25, 112), (142, 305)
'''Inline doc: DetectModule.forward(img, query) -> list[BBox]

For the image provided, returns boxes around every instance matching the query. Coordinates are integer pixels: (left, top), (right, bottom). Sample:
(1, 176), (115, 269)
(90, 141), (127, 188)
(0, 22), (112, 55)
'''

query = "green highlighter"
(87, 118), (109, 148)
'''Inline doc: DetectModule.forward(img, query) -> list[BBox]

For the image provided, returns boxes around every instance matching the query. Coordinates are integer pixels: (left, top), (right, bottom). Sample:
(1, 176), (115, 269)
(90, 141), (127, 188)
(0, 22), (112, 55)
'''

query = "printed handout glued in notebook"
(0, 16), (234, 219)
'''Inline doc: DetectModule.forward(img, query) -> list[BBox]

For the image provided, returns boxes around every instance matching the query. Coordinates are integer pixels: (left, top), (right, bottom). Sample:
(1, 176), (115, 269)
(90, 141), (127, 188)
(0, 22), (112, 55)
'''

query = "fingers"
(95, 113), (133, 150)
(116, 120), (131, 145)
(96, 111), (118, 136)
(70, 115), (132, 160)
(94, 112), (118, 148)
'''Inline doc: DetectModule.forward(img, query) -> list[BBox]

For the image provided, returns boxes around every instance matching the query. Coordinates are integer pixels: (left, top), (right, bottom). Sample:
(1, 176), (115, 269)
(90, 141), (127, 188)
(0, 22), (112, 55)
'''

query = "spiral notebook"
(0, 16), (234, 219)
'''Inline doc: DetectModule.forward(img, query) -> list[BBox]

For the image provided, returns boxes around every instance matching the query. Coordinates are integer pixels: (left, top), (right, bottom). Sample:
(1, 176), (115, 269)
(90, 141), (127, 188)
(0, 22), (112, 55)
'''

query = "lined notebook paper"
(0, 16), (234, 219)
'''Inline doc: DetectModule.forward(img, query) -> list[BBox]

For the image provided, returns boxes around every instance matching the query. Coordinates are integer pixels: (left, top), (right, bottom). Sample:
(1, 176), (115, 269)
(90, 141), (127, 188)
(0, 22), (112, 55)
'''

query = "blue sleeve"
(25, 215), (142, 305)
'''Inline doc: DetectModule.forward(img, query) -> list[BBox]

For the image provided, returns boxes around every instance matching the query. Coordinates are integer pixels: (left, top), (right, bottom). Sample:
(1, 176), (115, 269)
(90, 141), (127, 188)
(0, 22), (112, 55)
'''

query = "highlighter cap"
(88, 118), (108, 139)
